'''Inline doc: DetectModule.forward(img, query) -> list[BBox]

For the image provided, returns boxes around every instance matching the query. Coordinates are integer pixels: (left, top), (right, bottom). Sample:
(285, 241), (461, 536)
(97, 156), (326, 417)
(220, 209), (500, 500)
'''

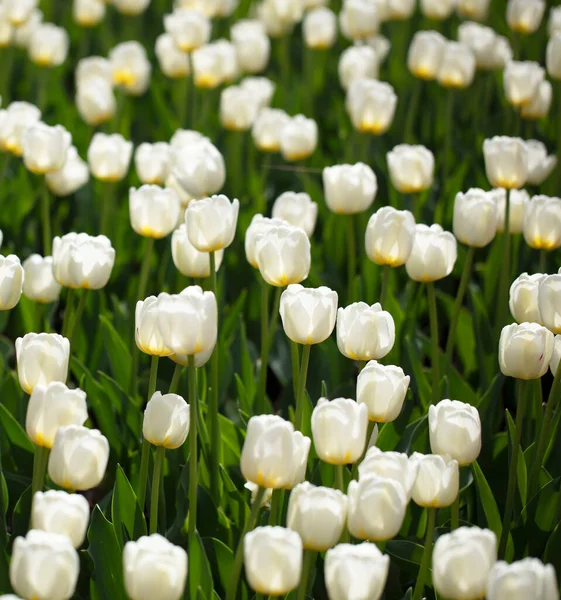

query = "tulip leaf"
(11, 485), (32, 541)
(206, 537), (234, 596)
(472, 460), (503, 540)
(100, 315), (132, 391)
(543, 520), (561, 582)
(505, 410), (527, 507)
(385, 540), (424, 575)
(189, 531), (214, 600)
(0, 404), (34, 454)
(87, 506), (126, 600)
(404, 337), (431, 410)
(112, 465), (146, 548)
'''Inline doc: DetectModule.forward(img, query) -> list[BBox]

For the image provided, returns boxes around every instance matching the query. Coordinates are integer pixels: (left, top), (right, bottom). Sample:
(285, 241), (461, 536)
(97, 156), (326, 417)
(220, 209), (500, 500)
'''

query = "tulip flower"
(191, 43), (224, 88)
(509, 273), (546, 324)
(112, 0), (150, 15)
(365, 206), (416, 271)
(172, 225), (224, 279)
(458, 22), (512, 71)
(347, 474), (408, 541)
(135, 294), (173, 357)
(13, 7), (41, 47)
(10, 530), (79, 600)
(303, 7), (337, 49)
(405, 224), (457, 282)
(155, 33), (190, 79)
(16, 333), (70, 394)
(31, 490), (90, 549)
(129, 185), (181, 239)
(258, 0), (303, 37)
(499, 322), (554, 379)
(245, 481), (273, 507)
(409, 453), (459, 508)
(504, 61), (545, 107)
(171, 138), (225, 197)
(4, 0), (37, 25)
(239, 77), (275, 109)
(358, 447), (418, 498)
(244, 527), (302, 596)
(46, 146), (89, 197)
(231, 19), (270, 74)
(337, 302), (395, 361)
(0, 101), (41, 156)
(346, 79), (397, 135)
(244, 215), (287, 268)
(488, 558), (558, 600)
(75, 56), (112, 87)
(287, 482), (347, 551)
(523, 195), (561, 251)
(457, 0), (490, 20)
(272, 191), (317, 237)
(325, 543), (390, 600)
(437, 42), (476, 89)
(252, 107), (290, 152)
(73, 0), (106, 27)
(521, 81), (553, 120)
(185, 194), (239, 252)
(538, 272), (561, 334)
(367, 34), (391, 61)
(220, 85), (260, 131)
(550, 8), (561, 37)
(280, 114), (318, 162)
(507, 0), (545, 34)
(135, 142), (171, 185)
(22, 255), (61, 304)
(432, 527), (497, 600)
(0, 255), (23, 310)
(323, 163), (377, 215)
(338, 45), (379, 90)
(387, 144), (435, 195)
(143, 392), (190, 449)
(48, 425), (109, 491)
(496, 188), (529, 234)
(453, 188), (498, 247)
(483, 136), (528, 190)
(124, 534), (188, 600)
(22, 123), (71, 175)
(408, 30), (446, 80)
(164, 7), (210, 52)
(76, 76), (116, 126)
(109, 41), (151, 96)
(420, 0), (455, 19)
(166, 173), (194, 209)
(547, 35), (561, 79)
(28, 23), (69, 67)
(339, 0), (379, 41)
(241, 415), (311, 489)
(88, 133), (133, 182)
(525, 141), (557, 186)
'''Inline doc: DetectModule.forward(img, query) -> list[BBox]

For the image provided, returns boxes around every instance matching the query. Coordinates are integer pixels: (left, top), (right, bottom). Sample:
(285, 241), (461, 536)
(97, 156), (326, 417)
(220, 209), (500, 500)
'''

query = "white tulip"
(258, 0), (302, 37)
(272, 192), (317, 237)
(4, 0), (37, 25)
(521, 81), (553, 120)
(28, 23), (69, 67)
(214, 39), (240, 83)
(303, 7), (337, 49)
(220, 85), (260, 131)
(22, 123), (71, 175)
(358, 447), (418, 498)
(16, 333), (70, 394)
(499, 322), (554, 379)
(495, 188), (529, 234)
(135, 294), (173, 357)
(155, 33), (190, 79)
(323, 162), (377, 214)
(0, 255), (23, 310)
(26, 382), (88, 449)
(0, 101), (41, 156)
(185, 194), (239, 252)
(143, 391), (190, 449)
(231, 19), (270, 74)
(387, 144), (435, 194)
(365, 206), (416, 267)
(240, 77), (276, 110)
(507, 0), (545, 34)
(22, 255), (61, 303)
(523, 195), (561, 251)
(453, 188), (498, 247)
(525, 140), (557, 186)
(46, 146), (89, 197)
(421, 0), (455, 20)
(135, 142), (171, 185)
(192, 43), (223, 88)
(550, 335), (561, 376)
(357, 360), (410, 422)
(457, 0), (490, 20)
(73, 0), (106, 27)
(483, 136), (528, 190)
(75, 56), (112, 87)
(0, 8), (12, 48)
(244, 214), (288, 268)
(510, 272), (546, 324)
(338, 45), (379, 90)
(166, 172), (194, 210)
(550, 8), (561, 37)
(171, 137), (225, 197)
(109, 41), (151, 96)
(547, 35), (561, 79)
(340, 0), (379, 41)
(346, 78), (397, 135)
(539, 272), (561, 334)
(437, 41), (476, 88)
(76, 76), (116, 126)
(252, 107), (290, 152)
(488, 558), (559, 600)
(112, 0), (150, 15)
(88, 133), (133, 182)
(31, 491), (90, 549)
(409, 453), (459, 507)
(280, 115), (318, 162)
(172, 225), (224, 279)
(504, 61), (545, 107)
(405, 224), (457, 282)
(129, 185), (180, 239)
(386, 0), (415, 20)
(14, 8), (42, 48)
(408, 30), (446, 80)
(458, 22), (512, 70)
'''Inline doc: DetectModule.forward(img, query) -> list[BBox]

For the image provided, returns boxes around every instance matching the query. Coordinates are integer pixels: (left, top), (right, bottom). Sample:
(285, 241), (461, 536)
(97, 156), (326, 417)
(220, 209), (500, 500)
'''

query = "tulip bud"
(323, 163), (377, 214)
(312, 398), (368, 465)
(539, 272), (561, 334)
(109, 41), (151, 96)
(31, 490), (90, 548)
(155, 33), (190, 79)
(272, 192), (317, 237)
(244, 527), (302, 596)
(287, 482), (347, 551)
(437, 41), (476, 88)
(421, 0), (455, 20)
(504, 61), (545, 107)
(405, 224), (457, 282)
(16, 333), (70, 394)
(0, 101), (41, 156)
(22, 123), (71, 175)
(171, 138), (226, 197)
(22, 255), (61, 303)
(28, 23), (69, 67)
(231, 19), (270, 74)
(432, 527), (497, 600)
(88, 133), (133, 182)
(488, 557), (558, 600)
(280, 115), (318, 162)
(0, 255), (23, 310)
(220, 85), (260, 131)
(112, 0), (150, 15)
(76, 76), (116, 126)
(164, 8), (210, 52)
(325, 543), (390, 600)
(143, 391), (190, 449)
(550, 335), (561, 376)
(255, 223), (311, 286)
(523, 195), (561, 251)
(129, 185), (180, 239)
(347, 474), (408, 541)
(457, 0), (490, 20)
(408, 30), (446, 80)
(52, 233), (115, 290)
(280, 284), (338, 345)
(4, 0), (37, 25)
(499, 322), (554, 379)
(521, 81), (553, 121)
(124, 534), (188, 600)
(507, 0), (545, 34)
(135, 142), (171, 185)
(337, 302), (395, 361)
(547, 35), (561, 80)
(252, 107), (290, 152)
(26, 382), (88, 449)
(483, 136), (528, 190)
(495, 188), (529, 233)
(510, 272), (546, 324)
(358, 447), (418, 498)
(48, 425), (109, 490)
(241, 415), (311, 488)
(458, 23), (512, 71)
(245, 214), (288, 268)
(172, 224), (224, 279)
(135, 294), (173, 357)
(303, 7), (337, 49)
(525, 140), (557, 186)
(409, 452), (459, 507)
(453, 188), (498, 247)
(339, 0), (379, 41)
(387, 144), (435, 194)
(550, 8), (561, 38)
(365, 206), (416, 267)
(46, 146), (89, 197)
(10, 530), (79, 600)
(73, 0), (105, 27)
(185, 194), (239, 252)
(338, 45), (379, 90)
(346, 78), (398, 135)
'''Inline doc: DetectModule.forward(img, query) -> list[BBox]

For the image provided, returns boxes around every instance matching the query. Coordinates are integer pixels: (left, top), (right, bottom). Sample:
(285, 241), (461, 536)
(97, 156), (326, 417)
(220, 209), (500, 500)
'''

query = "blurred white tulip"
(437, 41), (476, 88)
(453, 188), (498, 247)
(28, 23), (69, 67)
(523, 195), (561, 251)
(88, 133), (133, 182)
(547, 35), (561, 79)
(113, 0), (151, 15)
(135, 294), (173, 357)
(109, 41), (151, 95)
(143, 391), (190, 449)
(483, 136), (528, 190)
(134, 142), (171, 185)
(15, 333), (69, 394)
(346, 78), (397, 135)
(525, 140), (557, 186)
(164, 7), (210, 52)
(458, 22), (512, 70)
(272, 192), (317, 237)
(504, 61), (545, 107)
(358, 447), (418, 498)
(13, 8), (42, 48)
(340, 0), (379, 40)
(409, 452), (459, 507)
(4, 0), (37, 25)
(387, 144), (435, 194)
(172, 225), (224, 278)
(258, 0), (303, 37)
(456, 0), (490, 20)
(488, 557), (559, 600)
(73, 0), (105, 27)
(509, 272), (546, 324)
(0, 255), (23, 310)
(550, 7), (561, 37)
(405, 224), (457, 282)
(252, 107), (290, 152)
(130, 185), (180, 239)
(172, 137), (225, 197)
(495, 188), (529, 234)
(76, 76), (116, 126)
(507, 0), (545, 34)
(303, 7), (337, 49)
(22, 123), (71, 175)
(22, 255), (61, 303)
(521, 81), (552, 121)
(280, 114), (318, 161)
(46, 146), (90, 197)
(155, 33), (190, 79)
(538, 272), (561, 334)
(408, 30), (446, 80)
(499, 322), (554, 379)
(357, 360), (410, 422)
(75, 56), (112, 87)
(220, 85), (260, 131)
(323, 162), (377, 214)
(231, 19), (270, 74)
(421, 0), (455, 20)
(338, 45), (379, 90)
(0, 101), (41, 156)
(185, 194), (239, 252)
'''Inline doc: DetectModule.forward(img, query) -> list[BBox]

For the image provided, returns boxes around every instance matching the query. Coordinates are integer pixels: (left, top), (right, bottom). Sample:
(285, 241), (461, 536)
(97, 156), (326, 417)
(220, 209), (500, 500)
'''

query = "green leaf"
(87, 506), (126, 600)
(11, 486), (32, 542)
(206, 537), (234, 594)
(505, 410), (527, 507)
(100, 315), (132, 390)
(472, 460), (502, 539)
(189, 532), (214, 600)
(0, 404), (34, 453)
(111, 465), (146, 548)
(385, 540), (424, 574)
(404, 337), (431, 410)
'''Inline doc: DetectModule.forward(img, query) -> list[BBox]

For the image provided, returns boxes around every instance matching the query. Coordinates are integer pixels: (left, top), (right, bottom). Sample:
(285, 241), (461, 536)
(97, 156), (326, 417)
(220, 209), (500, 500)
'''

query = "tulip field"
(2, 0), (561, 598)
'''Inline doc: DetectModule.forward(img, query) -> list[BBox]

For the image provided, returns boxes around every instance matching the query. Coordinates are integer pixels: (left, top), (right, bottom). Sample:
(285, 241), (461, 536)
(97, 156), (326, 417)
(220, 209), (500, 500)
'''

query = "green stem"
(498, 379), (529, 559)
(427, 282), (440, 405)
(61, 288), (75, 338)
(290, 341), (300, 402)
(347, 215), (357, 302)
(137, 237), (155, 301)
(444, 246), (475, 373)
(528, 360), (561, 499)
(188, 354), (198, 553)
(268, 489), (283, 526)
(296, 550), (316, 600)
(380, 266), (390, 307)
(443, 89), (454, 193)
(334, 464), (345, 492)
(68, 289), (88, 349)
(168, 363), (183, 395)
(404, 78), (422, 143)
(267, 286), (282, 353)
(412, 507), (437, 600)
(294, 345), (311, 432)
(256, 280), (271, 414)
(41, 179), (52, 256)
(177, 72), (189, 128)
(208, 251), (219, 499)
(149, 446), (165, 534)
(496, 191), (512, 337)
(226, 487), (267, 600)
(31, 445), (49, 497)
(538, 249), (547, 274)
(100, 181), (114, 237)
(450, 495), (459, 530)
